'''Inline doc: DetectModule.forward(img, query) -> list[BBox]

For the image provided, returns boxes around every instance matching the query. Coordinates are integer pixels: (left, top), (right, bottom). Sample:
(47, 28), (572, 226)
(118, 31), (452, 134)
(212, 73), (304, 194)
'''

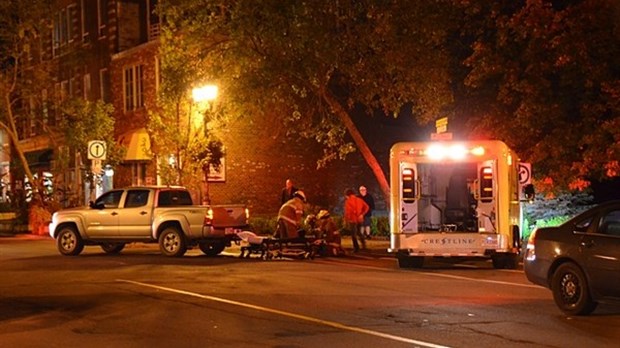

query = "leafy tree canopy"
(457, 0), (620, 192)
(158, 0), (457, 202)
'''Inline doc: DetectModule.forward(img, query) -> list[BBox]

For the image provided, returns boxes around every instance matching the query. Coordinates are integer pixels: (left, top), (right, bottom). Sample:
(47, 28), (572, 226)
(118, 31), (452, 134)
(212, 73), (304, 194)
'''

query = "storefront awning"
(119, 128), (151, 161)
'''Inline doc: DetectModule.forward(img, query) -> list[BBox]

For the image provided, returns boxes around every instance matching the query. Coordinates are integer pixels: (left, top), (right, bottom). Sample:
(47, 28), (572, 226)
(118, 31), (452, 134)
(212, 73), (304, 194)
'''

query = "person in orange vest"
(274, 190), (306, 239)
(343, 188), (369, 252)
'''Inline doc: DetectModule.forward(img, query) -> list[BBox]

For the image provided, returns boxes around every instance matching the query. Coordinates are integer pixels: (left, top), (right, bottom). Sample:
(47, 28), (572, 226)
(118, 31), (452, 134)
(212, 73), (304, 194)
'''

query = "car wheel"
(100, 243), (125, 254)
(397, 255), (424, 268)
(199, 240), (226, 256)
(56, 226), (84, 256)
(159, 226), (187, 257)
(551, 262), (598, 315)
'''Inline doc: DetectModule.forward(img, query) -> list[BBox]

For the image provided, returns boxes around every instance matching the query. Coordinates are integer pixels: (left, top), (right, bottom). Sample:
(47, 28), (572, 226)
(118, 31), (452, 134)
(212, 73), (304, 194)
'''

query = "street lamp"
(191, 84), (218, 205)
(192, 85), (218, 102)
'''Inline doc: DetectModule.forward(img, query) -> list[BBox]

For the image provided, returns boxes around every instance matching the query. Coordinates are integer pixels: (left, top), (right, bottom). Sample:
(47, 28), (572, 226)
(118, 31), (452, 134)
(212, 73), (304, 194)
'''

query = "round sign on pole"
(518, 163), (531, 185)
(88, 140), (107, 160)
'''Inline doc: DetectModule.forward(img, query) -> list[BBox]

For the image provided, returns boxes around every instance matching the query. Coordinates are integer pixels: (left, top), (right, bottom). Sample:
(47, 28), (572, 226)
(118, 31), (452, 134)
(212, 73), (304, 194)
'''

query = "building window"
(99, 68), (110, 102)
(97, 0), (108, 38)
(124, 65), (144, 112)
(41, 89), (49, 125)
(131, 163), (147, 186)
(81, 0), (89, 43)
(52, 5), (75, 57)
(83, 73), (91, 100)
(29, 97), (36, 137)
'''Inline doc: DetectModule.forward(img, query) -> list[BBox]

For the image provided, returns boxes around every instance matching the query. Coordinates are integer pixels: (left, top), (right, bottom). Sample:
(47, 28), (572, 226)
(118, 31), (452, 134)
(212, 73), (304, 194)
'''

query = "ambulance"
(388, 140), (525, 269)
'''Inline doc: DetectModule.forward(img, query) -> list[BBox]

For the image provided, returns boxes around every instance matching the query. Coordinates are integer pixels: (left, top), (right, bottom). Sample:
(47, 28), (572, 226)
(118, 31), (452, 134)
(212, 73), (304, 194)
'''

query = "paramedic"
(317, 209), (345, 256)
(275, 190), (306, 239)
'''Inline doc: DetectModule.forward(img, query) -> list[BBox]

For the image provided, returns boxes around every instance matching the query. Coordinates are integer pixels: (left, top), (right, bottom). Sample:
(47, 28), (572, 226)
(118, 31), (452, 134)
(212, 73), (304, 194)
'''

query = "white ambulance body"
(389, 140), (522, 269)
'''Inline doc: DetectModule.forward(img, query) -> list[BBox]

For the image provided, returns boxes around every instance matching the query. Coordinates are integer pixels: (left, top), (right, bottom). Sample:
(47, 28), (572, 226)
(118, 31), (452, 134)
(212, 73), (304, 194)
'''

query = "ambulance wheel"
(397, 255), (424, 268)
(492, 253), (519, 269)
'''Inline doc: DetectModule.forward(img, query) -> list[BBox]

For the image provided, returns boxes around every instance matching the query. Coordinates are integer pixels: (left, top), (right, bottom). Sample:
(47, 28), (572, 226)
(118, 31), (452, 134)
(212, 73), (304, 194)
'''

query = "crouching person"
(317, 210), (345, 256)
(274, 190), (306, 240)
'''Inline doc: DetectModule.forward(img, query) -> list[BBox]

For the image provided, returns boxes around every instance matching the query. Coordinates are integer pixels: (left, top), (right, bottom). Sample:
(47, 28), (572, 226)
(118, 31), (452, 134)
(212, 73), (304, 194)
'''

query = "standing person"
(343, 188), (369, 252)
(275, 190), (306, 239)
(358, 185), (375, 239)
(280, 179), (298, 205)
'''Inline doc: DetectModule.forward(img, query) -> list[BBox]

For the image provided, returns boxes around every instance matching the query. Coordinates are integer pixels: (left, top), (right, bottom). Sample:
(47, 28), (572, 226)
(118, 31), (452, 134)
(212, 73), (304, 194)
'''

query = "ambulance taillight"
(480, 166), (494, 202)
(402, 168), (416, 203)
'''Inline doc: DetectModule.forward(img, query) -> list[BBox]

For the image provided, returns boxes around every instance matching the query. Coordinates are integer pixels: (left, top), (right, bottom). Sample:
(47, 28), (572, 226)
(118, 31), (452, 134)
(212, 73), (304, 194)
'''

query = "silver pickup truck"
(48, 186), (248, 257)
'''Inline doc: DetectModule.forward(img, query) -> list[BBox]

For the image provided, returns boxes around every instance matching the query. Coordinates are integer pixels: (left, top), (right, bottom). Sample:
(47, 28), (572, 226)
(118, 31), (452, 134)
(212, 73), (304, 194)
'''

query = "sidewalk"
(340, 235), (391, 257)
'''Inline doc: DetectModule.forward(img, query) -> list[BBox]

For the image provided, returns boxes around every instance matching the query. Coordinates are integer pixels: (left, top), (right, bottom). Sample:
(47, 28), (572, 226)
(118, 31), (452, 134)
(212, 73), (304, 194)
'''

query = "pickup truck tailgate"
(211, 205), (248, 232)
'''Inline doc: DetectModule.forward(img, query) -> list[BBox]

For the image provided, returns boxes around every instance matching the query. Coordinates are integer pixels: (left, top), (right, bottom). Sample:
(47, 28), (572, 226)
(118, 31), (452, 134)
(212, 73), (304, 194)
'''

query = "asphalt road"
(1, 235), (620, 348)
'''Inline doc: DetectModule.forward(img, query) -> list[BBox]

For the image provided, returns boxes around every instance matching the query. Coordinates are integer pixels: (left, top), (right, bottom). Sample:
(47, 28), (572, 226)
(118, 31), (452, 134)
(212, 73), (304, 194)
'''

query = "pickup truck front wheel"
(159, 226), (187, 257)
(199, 240), (226, 257)
(56, 226), (84, 256)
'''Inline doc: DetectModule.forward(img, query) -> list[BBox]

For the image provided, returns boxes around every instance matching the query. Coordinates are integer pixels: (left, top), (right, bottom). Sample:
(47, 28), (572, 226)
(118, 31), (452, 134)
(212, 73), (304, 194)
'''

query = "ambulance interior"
(416, 162), (495, 233)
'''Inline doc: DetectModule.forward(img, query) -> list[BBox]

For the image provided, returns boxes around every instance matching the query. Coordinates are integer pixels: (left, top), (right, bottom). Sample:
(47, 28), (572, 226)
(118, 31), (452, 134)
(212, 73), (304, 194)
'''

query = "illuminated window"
(124, 65), (144, 111)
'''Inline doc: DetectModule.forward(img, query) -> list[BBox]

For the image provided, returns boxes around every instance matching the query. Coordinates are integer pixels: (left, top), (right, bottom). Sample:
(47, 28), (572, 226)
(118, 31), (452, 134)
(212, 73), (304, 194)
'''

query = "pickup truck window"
(96, 190), (123, 208)
(157, 190), (193, 206)
(125, 189), (150, 208)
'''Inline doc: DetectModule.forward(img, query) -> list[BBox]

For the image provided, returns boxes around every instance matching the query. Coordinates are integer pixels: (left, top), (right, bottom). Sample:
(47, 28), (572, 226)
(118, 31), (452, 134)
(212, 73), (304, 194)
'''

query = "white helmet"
(293, 190), (306, 203)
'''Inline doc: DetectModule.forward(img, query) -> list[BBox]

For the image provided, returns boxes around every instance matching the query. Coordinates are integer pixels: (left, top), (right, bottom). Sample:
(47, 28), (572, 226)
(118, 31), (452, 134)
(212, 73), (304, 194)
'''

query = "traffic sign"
(518, 163), (532, 185)
(435, 117), (448, 134)
(88, 140), (107, 160)
(91, 158), (102, 173)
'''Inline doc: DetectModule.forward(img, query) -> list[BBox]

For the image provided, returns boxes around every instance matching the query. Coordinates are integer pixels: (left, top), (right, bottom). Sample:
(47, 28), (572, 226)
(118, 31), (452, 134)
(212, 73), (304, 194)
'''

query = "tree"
(57, 99), (122, 204)
(456, 0), (620, 192)
(0, 0), (54, 201)
(158, 0), (456, 203)
(149, 22), (225, 203)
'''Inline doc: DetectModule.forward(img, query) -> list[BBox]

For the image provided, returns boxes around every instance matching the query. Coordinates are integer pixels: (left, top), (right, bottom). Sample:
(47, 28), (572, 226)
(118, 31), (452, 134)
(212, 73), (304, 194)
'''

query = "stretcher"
(235, 231), (324, 260)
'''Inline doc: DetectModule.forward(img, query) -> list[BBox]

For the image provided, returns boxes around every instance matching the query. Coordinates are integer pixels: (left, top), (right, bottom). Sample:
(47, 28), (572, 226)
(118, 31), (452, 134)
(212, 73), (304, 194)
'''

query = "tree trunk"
(2, 93), (37, 195)
(321, 91), (391, 205)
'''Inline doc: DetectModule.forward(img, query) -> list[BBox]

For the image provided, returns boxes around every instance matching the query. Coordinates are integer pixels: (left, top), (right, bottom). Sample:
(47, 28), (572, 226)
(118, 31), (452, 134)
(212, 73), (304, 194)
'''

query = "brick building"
(12, 0), (387, 217)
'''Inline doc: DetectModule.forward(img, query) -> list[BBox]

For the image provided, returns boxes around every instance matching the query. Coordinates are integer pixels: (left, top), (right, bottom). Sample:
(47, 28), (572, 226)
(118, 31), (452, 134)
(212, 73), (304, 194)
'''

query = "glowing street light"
(192, 85), (218, 102)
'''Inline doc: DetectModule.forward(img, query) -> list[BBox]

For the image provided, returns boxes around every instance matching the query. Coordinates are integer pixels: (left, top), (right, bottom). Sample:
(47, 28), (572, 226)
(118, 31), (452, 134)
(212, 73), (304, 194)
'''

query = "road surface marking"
(117, 279), (450, 348)
(314, 260), (539, 289)
(417, 272), (542, 289)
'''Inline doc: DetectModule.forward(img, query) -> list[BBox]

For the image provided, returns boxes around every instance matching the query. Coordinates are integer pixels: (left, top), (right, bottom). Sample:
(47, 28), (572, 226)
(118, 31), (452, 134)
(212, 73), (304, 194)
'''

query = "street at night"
(2, 236), (619, 348)
(1, 2), (620, 347)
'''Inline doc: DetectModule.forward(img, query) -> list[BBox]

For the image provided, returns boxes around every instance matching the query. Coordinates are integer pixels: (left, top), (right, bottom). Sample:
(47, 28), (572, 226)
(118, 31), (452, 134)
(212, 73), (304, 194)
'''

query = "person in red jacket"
(343, 188), (369, 252)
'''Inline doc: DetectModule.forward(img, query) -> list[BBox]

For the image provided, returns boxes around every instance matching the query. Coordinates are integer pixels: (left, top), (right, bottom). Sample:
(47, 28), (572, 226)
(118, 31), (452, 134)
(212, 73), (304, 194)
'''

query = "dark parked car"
(524, 200), (620, 315)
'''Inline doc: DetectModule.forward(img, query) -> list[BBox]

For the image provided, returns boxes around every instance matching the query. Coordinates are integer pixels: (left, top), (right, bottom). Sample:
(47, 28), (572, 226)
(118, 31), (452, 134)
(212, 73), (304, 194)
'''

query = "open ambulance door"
(477, 160), (497, 233)
(400, 163), (419, 233)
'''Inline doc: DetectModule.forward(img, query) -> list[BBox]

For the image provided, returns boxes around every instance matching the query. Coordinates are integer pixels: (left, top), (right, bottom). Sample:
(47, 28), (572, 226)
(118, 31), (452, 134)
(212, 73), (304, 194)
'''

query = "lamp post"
(191, 84), (218, 205)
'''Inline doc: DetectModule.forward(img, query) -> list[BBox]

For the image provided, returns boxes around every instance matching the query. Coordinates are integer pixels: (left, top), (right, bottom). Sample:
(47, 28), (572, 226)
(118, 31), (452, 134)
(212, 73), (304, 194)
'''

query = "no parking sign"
(518, 163), (531, 185)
